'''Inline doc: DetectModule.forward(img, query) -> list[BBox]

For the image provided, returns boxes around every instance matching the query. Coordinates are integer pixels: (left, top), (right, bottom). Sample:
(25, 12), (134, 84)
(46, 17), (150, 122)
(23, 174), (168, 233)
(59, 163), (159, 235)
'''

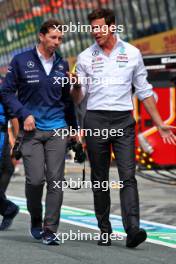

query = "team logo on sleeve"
(27, 61), (35, 68)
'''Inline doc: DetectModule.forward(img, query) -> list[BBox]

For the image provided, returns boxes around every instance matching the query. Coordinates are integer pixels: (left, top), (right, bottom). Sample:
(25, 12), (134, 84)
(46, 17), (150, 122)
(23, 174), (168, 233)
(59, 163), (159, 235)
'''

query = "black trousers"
(0, 132), (14, 192)
(0, 130), (15, 216)
(84, 110), (139, 234)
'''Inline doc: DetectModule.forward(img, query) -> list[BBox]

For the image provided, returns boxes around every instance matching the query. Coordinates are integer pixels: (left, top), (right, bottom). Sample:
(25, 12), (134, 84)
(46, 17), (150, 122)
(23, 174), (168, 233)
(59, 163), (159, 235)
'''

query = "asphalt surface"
(0, 161), (176, 264)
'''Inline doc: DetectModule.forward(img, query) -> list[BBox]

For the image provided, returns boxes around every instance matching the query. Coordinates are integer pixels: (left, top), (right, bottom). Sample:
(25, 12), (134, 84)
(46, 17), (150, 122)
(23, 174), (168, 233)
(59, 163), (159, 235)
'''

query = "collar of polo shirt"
(94, 34), (124, 53)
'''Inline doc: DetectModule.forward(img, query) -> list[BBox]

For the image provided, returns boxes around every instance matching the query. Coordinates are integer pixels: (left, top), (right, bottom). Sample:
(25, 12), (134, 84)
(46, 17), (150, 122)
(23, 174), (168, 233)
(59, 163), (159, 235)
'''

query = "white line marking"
(8, 195), (176, 248)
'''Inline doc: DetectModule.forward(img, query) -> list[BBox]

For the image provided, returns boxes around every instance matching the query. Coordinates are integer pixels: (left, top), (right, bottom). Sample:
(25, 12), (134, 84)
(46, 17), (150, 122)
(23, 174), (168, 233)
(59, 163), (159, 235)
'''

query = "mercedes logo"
(27, 61), (35, 68)
(92, 50), (99, 56)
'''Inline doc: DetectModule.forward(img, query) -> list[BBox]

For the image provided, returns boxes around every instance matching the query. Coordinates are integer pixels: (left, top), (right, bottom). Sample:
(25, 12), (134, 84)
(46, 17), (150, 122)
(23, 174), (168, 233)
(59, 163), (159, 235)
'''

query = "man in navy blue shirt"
(0, 20), (77, 245)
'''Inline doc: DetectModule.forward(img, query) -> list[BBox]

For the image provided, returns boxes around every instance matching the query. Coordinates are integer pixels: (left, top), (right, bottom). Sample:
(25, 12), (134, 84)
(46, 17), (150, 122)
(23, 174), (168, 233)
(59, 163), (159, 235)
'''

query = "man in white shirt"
(71, 8), (176, 248)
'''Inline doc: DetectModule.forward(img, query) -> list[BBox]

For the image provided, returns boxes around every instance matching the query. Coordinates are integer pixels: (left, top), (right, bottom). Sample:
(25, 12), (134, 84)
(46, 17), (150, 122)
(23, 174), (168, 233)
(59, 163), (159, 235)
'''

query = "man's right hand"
(24, 115), (36, 131)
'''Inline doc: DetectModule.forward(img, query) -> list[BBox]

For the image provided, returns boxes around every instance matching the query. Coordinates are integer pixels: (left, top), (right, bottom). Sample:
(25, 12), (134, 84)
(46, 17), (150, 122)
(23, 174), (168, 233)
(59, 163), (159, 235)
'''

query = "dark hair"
(39, 19), (63, 34)
(88, 8), (115, 26)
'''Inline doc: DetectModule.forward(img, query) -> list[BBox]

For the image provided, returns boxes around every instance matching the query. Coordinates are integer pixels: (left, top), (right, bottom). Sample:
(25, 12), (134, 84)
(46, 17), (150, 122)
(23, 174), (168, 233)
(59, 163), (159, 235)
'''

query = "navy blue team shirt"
(0, 48), (77, 130)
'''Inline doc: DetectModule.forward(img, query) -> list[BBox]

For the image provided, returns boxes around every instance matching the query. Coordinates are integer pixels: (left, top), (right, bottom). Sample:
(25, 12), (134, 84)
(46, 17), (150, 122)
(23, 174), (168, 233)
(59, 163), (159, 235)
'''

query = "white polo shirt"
(76, 36), (153, 111)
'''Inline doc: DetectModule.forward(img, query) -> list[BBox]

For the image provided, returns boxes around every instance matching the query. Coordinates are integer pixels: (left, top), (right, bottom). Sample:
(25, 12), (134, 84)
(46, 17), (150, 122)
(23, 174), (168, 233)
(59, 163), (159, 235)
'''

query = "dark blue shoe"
(0, 204), (19, 231)
(30, 227), (43, 240)
(30, 217), (43, 240)
(42, 230), (60, 245)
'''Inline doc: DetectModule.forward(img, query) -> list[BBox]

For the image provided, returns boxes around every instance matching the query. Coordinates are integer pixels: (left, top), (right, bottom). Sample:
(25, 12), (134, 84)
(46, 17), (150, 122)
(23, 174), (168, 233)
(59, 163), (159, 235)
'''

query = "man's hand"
(143, 96), (176, 145)
(24, 115), (36, 131)
(66, 72), (81, 89)
(158, 125), (176, 145)
(67, 72), (84, 104)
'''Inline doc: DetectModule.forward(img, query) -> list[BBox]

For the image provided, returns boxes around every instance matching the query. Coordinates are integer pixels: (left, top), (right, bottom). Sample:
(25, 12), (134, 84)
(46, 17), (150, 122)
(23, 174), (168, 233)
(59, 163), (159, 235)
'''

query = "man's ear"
(39, 33), (44, 42)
